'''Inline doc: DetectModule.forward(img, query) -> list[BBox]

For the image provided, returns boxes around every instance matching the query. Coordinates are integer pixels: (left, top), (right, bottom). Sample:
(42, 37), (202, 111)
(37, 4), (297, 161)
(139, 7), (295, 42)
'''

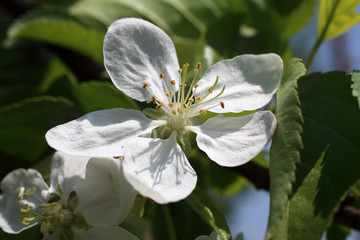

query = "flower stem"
(162, 204), (178, 240)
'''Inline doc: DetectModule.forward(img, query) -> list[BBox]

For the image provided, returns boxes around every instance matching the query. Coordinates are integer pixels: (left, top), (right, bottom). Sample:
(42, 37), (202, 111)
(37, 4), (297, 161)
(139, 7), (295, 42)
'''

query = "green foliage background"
(0, 0), (360, 239)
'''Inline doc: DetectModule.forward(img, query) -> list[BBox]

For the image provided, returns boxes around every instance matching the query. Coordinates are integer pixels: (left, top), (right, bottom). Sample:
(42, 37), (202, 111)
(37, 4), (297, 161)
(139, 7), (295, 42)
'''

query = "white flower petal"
(104, 18), (179, 103)
(49, 152), (89, 204)
(194, 54), (282, 113)
(75, 157), (137, 226)
(187, 111), (277, 166)
(46, 108), (165, 157)
(73, 226), (139, 240)
(0, 169), (49, 233)
(122, 133), (197, 204)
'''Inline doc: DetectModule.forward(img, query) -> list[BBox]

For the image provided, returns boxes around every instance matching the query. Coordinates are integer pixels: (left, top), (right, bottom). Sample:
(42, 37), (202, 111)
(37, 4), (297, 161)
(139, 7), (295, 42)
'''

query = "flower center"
(143, 62), (226, 133)
(18, 184), (74, 233)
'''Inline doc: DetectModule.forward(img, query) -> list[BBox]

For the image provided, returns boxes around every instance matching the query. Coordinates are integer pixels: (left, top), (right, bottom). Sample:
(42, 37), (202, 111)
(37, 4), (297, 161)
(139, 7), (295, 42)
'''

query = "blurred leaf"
(205, 13), (244, 57)
(282, 71), (360, 239)
(326, 223), (351, 240)
(0, 225), (41, 240)
(318, 0), (360, 41)
(68, 0), (224, 41)
(186, 187), (231, 240)
(277, 0), (316, 40)
(351, 70), (360, 108)
(0, 96), (77, 162)
(206, 160), (251, 196)
(71, 81), (139, 112)
(6, 8), (104, 63)
(266, 58), (306, 240)
(0, 46), (77, 107)
(146, 200), (211, 240)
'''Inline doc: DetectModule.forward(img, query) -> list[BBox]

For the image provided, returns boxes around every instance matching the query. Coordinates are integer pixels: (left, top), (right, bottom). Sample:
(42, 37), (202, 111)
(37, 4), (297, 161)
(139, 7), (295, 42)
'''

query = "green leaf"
(351, 70), (360, 108)
(280, 71), (360, 239)
(326, 223), (351, 240)
(318, 0), (360, 41)
(0, 96), (76, 162)
(186, 187), (231, 240)
(6, 8), (104, 63)
(0, 225), (41, 240)
(277, 0), (316, 40)
(69, 0), (224, 41)
(266, 58), (306, 240)
(71, 81), (139, 112)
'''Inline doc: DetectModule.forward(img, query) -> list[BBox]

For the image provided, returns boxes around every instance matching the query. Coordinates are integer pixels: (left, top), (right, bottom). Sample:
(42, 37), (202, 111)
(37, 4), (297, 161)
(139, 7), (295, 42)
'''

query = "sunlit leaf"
(6, 8), (104, 63)
(318, 0), (360, 41)
(266, 58), (306, 240)
(68, 0), (223, 41)
(351, 70), (360, 108)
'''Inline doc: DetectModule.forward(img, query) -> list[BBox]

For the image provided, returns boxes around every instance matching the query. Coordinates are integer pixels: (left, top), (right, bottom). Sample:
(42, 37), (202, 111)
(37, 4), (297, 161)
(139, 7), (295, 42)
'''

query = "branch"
(333, 193), (360, 231)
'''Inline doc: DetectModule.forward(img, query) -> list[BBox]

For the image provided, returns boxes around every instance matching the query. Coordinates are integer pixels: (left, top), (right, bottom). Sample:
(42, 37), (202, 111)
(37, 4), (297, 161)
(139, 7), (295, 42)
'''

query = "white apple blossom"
(0, 152), (138, 240)
(45, 18), (282, 204)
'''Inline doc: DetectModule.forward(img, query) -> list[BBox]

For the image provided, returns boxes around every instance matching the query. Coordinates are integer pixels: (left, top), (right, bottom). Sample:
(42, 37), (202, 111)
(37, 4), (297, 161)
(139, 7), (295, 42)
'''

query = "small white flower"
(0, 152), (138, 240)
(46, 18), (282, 203)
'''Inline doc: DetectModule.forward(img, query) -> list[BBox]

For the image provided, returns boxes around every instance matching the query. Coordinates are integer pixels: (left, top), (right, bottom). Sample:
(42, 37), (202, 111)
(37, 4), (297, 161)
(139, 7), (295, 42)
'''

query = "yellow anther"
(183, 104), (188, 109)
(179, 83), (187, 88)
(143, 82), (148, 89)
(22, 217), (35, 225)
(170, 80), (176, 85)
(20, 205), (32, 213)
(156, 102), (163, 110)
(172, 109), (177, 115)
(208, 86), (213, 93)
(194, 83), (199, 88)
(199, 109), (207, 115)
(168, 103), (174, 107)
(195, 96), (202, 101)
(196, 62), (201, 70)
(220, 101), (225, 109)
(18, 187), (25, 200)
(57, 184), (64, 196)
(177, 108), (183, 114)
(166, 91), (173, 97)
(152, 96), (157, 104)
(188, 98), (194, 103)
(25, 187), (36, 198)
(159, 72), (164, 79)
(178, 68), (183, 74)
(114, 156), (125, 160)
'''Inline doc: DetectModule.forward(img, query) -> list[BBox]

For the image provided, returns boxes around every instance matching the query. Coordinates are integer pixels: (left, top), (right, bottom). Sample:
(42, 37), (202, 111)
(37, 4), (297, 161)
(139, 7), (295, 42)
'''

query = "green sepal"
(142, 108), (167, 120)
(130, 195), (147, 218)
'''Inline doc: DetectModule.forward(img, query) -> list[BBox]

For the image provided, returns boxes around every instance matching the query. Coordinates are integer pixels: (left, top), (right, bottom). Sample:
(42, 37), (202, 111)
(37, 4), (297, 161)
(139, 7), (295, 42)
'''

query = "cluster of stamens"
(143, 62), (226, 132)
(18, 184), (73, 233)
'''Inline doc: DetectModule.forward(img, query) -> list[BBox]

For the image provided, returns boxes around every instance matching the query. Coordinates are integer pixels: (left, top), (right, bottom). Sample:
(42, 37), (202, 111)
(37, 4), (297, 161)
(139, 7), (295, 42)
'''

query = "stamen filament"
(180, 63), (189, 103)
(192, 84), (226, 109)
